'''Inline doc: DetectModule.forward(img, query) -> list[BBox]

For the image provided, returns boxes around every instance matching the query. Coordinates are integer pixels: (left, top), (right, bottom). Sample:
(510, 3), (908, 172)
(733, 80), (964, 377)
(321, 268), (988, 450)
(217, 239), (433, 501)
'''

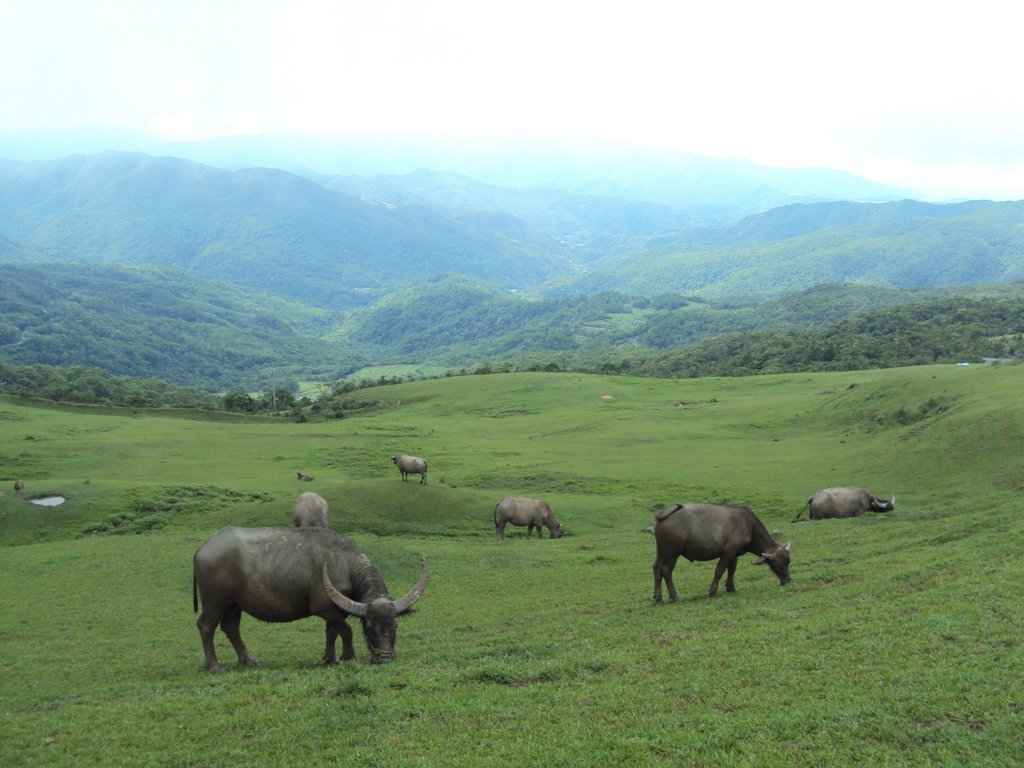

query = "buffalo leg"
(725, 558), (739, 592)
(336, 618), (356, 661)
(653, 554), (680, 603)
(709, 554), (738, 597)
(495, 522), (505, 540)
(196, 609), (225, 672)
(323, 618), (354, 664)
(220, 606), (260, 667)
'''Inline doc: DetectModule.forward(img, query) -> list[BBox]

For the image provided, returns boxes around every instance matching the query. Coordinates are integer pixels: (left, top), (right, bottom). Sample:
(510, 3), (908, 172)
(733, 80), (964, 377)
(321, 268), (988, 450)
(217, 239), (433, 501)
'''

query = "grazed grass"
(1, 365), (1022, 766)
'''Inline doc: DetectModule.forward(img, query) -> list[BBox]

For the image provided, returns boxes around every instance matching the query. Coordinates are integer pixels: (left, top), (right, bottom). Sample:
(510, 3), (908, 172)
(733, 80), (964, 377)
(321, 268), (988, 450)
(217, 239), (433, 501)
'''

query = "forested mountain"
(0, 263), (362, 390)
(3, 262), (1021, 395)
(556, 199), (1024, 298)
(2, 149), (1023, 398)
(308, 168), (702, 256)
(3, 153), (1024, 311)
(0, 153), (577, 309)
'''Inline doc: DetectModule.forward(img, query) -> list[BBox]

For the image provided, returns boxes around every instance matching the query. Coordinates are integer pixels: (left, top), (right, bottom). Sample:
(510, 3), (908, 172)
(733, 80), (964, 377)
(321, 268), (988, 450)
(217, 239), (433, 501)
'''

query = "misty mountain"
(553, 199), (1024, 298)
(0, 152), (577, 309)
(0, 130), (915, 223)
(3, 152), (1023, 311)
(306, 167), (703, 255)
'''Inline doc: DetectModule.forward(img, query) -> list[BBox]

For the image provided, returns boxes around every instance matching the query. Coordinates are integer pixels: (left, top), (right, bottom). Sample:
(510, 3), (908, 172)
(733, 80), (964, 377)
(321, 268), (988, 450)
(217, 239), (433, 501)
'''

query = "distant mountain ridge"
(0, 152), (577, 308)
(2, 151), (1024, 309)
(0, 130), (916, 220)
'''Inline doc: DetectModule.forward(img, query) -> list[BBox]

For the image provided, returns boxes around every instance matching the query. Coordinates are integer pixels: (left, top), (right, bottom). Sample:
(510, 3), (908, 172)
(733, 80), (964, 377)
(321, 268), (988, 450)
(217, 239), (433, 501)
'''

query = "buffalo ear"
(754, 554), (769, 565)
(784, 541), (793, 551)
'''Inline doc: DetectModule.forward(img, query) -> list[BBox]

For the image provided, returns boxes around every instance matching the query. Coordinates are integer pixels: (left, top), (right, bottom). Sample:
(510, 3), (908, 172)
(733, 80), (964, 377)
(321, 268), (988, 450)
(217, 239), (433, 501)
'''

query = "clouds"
(2, 0), (1023, 199)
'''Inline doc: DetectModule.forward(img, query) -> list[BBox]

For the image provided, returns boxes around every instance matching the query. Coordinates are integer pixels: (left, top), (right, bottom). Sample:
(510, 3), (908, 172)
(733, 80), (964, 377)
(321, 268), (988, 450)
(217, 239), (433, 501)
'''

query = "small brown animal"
(297, 472), (315, 482)
(14, 479), (24, 495)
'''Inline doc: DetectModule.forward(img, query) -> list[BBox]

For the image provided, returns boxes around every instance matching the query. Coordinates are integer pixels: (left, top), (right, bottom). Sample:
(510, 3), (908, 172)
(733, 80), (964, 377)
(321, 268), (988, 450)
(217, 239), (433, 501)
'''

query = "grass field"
(1, 366), (1022, 766)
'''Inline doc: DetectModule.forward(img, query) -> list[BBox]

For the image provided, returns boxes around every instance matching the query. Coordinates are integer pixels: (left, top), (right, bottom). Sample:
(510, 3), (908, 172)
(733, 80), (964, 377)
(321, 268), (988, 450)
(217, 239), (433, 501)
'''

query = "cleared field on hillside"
(1, 366), (1021, 766)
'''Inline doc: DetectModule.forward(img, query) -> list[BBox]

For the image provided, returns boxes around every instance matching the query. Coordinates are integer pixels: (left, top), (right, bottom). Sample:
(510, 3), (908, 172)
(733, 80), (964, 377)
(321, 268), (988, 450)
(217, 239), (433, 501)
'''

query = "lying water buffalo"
(795, 487), (894, 521)
(391, 454), (428, 484)
(296, 472), (315, 482)
(193, 526), (428, 670)
(494, 496), (565, 540)
(293, 491), (329, 528)
(652, 503), (792, 602)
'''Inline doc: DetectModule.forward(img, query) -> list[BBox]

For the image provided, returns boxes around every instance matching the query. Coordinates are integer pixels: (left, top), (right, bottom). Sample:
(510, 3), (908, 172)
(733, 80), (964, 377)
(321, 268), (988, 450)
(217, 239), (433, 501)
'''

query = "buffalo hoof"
(240, 657), (261, 668)
(205, 662), (229, 674)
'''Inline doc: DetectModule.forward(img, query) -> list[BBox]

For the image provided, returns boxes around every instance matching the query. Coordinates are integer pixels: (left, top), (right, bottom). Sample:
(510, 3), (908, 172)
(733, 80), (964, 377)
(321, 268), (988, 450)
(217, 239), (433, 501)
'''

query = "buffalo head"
(871, 495), (895, 512)
(321, 556), (428, 663)
(754, 542), (792, 586)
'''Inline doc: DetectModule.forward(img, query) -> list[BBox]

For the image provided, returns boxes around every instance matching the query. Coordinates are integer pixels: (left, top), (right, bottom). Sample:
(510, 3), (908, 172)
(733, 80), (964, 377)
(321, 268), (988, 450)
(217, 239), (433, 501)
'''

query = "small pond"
(29, 496), (66, 507)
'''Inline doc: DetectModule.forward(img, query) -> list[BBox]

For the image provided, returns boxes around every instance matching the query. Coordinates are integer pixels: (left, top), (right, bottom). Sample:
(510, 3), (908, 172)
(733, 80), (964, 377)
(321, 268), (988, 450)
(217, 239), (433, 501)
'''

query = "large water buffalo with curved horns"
(193, 527), (427, 670)
(494, 496), (564, 540)
(293, 491), (329, 528)
(795, 487), (894, 521)
(391, 454), (428, 484)
(652, 503), (792, 602)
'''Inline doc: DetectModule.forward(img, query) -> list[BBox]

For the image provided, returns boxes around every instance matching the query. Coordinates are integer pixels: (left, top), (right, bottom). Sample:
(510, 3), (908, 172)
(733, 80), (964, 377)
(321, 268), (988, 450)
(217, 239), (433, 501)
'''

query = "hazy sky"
(2, 0), (1022, 200)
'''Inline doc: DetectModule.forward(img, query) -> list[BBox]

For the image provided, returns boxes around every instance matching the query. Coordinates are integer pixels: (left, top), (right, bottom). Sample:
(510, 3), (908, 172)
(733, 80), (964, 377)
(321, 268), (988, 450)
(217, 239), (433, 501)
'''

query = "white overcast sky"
(2, 0), (1023, 200)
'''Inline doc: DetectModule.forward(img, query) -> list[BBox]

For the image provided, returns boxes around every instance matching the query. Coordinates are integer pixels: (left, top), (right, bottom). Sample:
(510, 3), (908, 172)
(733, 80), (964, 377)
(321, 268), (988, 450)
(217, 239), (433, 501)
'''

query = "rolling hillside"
(0, 366), (1021, 765)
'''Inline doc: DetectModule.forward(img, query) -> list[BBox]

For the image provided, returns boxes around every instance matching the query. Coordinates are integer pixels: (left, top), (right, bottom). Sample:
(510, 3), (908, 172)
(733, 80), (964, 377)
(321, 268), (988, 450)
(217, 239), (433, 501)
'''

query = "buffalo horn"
(393, 555), (429, 615)
(321, 565), (369, 617)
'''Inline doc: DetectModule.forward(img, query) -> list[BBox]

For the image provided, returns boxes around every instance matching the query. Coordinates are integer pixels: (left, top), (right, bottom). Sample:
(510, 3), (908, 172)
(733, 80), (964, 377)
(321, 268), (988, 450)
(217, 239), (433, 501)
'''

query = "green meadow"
(1, 366), (1021, 766)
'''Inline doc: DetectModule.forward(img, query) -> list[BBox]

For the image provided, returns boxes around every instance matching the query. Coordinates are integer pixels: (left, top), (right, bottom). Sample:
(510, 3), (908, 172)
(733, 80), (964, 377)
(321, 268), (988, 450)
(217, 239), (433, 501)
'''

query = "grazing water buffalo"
(494, 496), (565, 540)
(652, 503), (792, 601)
(391, 454), (428, 484)
(293, 491), (329, 528)
(192, 527), (428, 670)
(795, 487), (894, 521)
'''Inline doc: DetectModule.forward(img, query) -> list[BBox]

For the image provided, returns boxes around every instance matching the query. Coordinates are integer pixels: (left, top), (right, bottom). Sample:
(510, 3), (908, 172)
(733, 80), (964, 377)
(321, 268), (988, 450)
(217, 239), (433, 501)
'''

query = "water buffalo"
(296, 472), (315, 481)
(192, 526), (428, 671)
(795, 487), (894, 521)
(13, 479), (23, 495)
(493, 496), (565, 540)
(391, 454), (428, 484)
(293, 491), (329, 528)
(652, 503), (792, 601)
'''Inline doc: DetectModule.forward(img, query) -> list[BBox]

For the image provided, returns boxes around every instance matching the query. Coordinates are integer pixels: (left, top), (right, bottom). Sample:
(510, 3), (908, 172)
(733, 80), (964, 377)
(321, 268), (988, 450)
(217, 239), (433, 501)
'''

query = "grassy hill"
(1, 366), (1021, 765)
